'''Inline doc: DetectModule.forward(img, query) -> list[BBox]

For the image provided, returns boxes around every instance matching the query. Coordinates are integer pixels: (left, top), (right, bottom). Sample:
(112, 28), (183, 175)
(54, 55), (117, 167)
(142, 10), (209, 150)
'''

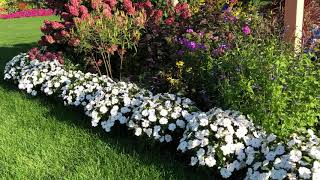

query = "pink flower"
(66, 5), (79, 17)
(181, 11), (191, 19)
(51, 21), (65, 30)
(81, 13), (90, 19)
(186, 28), (193, 33)
(103, 7), (112, 19)
(70, 0), (80, 7)
(91, 0), (102, 9)
(165, 17), (175, 25)
(0, 9), (53, 19)
(152, 10), (163, 24)
(123, 0), (135, 15)
(79, 5), (89, 15)
(144, 0), (152, 9)
(60, 30), (70, 38)
(27, 48), (40, 60)
(242, 25), (251, 35)
(174, 3), (191, 19)
(230, 0), (238, 4)
(44, 35), (55, 44)
(103, 0), (117, 8)
(40, 25), (50, 33)
(175, 3), (189, 14)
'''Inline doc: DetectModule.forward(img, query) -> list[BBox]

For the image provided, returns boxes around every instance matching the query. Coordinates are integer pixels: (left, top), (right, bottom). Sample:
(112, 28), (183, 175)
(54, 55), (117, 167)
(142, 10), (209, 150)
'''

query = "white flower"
(144, 128), (152, 137)
(168, 123), (177, 131)
(111, 88), (119, 95)
(220, 168), (232, 178)
(91, 110), (99, 119)
(120, 107), (130, 114)
(313, 161), (320, 172)
(253, 162), (262, 170)
(205, 156), (216, 167)
(310, 147), (320, 160)
(312, 171), (320, 180)
(210, 124), (218, 131)
(275, 145), (285, 155)
(266, 151), (276, 161)
(235, 126), (248, 139)
(134, 128), (142, 136)
(142, 120), (149, 128)
(153, 125), (161, 132)
(249, 138), (261, 148)
(196, 148), (205, 158)
(178, 141), (188, 152)
(225, 135), (233, 144)
(308, 129), (315, 136)
(190, 156), (198, 166)
(160, 109), (168, 117)
(299, 167), (311, 179)
(188, 139), (201, 149)
(246, 155), (255, 165)
(123, 96), (131, 106)
(271, 169), (287, 180)
(165, 134), (172, 142)
(171, 0), (179, 7)
(176, 119), (185, 128)
(141, 109), (149, 117)
(289, 149), (302, 162)
(99, 106), (108, 114)
(119, 116), (127, 124)
(200, 138), (209, 147)
(133, 113), (142, 120)
(267, 133), (277, 143)
(159, 117), (168, 125)
(171, 112), (180, 119)
(31, 90), (37, 96)
(259, 172), (272, 180)
(148, 114), (157, 122)
(199, 118), (209, 126)
(220, 144), (234, 155)
(54, 82), (60, 88)
(237, 150), (246, 161)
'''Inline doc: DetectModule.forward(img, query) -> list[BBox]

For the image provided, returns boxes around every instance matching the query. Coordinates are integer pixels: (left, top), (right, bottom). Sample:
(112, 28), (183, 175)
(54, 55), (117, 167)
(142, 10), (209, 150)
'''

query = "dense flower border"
(0, 9), (53, 19)
(4, 54), (320, 180)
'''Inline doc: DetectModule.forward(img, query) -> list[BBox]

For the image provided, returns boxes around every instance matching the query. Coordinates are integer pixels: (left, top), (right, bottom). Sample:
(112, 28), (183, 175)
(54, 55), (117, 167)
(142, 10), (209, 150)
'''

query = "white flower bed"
(4, 53), (320, 180)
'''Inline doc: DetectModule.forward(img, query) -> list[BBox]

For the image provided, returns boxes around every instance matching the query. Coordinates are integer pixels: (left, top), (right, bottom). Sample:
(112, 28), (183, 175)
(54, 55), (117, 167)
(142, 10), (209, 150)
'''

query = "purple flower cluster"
(242, 25), (251, 35)
(212, 44), (229, 57)
(0, 9), (54, 19)
(177, 37), (206, 51)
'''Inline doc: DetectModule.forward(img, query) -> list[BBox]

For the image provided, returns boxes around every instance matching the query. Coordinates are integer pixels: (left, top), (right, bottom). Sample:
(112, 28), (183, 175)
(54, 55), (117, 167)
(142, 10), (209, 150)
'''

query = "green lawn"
(0, 17), (214, 179)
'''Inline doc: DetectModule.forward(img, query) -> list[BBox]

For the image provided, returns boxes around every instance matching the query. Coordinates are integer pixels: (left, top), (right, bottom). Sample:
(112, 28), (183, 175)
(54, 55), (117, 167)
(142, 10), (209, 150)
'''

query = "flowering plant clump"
(0, 8), (54, 19)
(305, 25), (320, 61)
(178, 108), (262, 178)
(244, 130), (320, 180)
(70, 7), (146, 78)
(4, 53), (320, 179)
(128, 93), (197, 142)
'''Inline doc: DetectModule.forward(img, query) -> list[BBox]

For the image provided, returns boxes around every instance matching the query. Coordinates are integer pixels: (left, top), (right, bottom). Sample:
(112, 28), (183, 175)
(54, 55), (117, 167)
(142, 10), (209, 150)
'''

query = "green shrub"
(213, 37), (320, 136)
(166, 3), (320, 137)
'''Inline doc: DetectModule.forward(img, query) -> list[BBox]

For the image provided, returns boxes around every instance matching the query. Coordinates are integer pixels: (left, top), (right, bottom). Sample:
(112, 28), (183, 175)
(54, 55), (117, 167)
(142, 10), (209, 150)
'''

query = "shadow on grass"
(0, 44), (243, 180)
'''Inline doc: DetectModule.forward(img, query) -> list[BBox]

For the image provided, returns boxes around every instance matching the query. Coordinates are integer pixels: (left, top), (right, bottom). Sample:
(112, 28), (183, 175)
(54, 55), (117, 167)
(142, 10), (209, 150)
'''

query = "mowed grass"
(0, 17), (214, 179)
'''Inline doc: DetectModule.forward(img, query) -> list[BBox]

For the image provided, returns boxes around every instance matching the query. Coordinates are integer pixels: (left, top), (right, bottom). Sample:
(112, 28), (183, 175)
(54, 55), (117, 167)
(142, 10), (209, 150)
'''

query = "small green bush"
(212, 37), (320, 136)
(167, 4), (320, 137)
